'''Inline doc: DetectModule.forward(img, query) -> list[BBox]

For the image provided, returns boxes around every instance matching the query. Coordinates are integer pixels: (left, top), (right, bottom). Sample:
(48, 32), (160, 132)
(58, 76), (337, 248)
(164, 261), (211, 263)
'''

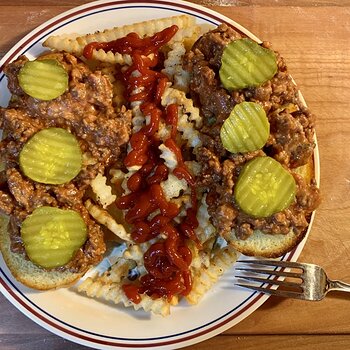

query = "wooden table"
(1, 0), (350, 349)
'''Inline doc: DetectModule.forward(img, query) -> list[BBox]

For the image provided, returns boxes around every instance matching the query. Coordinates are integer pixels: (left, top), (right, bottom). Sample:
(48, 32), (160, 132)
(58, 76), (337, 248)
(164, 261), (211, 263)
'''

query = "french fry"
(85, 199), (131, 242)
(161, 86), (202, 148)
(90, 173), (116, 208)
(78, 256), (175, 316)
(43, 15), (199, 64)
(186, 246), (238, 305)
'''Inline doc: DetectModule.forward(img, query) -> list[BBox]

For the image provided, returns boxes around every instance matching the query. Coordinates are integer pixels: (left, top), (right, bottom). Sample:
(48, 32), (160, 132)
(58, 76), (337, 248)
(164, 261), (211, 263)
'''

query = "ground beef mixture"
(183, 24), (321, 240)
(0, 52), (132, 272)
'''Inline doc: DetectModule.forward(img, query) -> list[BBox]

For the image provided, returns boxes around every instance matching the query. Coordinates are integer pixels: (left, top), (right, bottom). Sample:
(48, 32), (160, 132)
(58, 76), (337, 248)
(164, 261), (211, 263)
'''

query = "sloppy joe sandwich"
(0, 52), (131, 289)
(183, 24), (321, 257)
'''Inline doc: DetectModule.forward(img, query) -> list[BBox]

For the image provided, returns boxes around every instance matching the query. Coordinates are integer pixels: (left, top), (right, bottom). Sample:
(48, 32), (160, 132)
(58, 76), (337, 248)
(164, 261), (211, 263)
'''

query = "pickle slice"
(21, 206), (87, 269)
(219, 38), (277, 91)
(19, 128), (82, 185)
(235, 156), (296, 217)
(18, 59), (68, 100)
(220, 101), (269, 153)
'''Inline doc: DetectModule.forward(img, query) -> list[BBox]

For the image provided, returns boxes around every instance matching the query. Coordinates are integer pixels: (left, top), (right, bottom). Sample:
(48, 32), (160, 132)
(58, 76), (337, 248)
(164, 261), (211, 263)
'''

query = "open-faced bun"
(226, 227), (307, 258)
(0, 216), (83, 290)
(227, 157), (316, 258)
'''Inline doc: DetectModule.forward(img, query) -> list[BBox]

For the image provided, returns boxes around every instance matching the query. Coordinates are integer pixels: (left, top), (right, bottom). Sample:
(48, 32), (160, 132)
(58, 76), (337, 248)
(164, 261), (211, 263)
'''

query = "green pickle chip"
(18, 59), (68, 101)
(235, 156), (296, 218)
(21, 206), (87, 269)
(220, 101), (270, 153)
(19, 128), (82, 185)
(219, 38), (277, 91)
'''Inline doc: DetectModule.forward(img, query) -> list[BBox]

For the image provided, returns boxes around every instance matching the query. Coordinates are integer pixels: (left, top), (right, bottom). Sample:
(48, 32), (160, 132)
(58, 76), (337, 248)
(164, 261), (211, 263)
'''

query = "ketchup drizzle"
(87, 26), (199, 303)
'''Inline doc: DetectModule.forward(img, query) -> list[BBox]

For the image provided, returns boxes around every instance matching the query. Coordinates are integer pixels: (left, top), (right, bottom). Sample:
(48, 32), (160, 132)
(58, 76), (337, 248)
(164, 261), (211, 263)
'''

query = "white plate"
(0, 1), (320, 349)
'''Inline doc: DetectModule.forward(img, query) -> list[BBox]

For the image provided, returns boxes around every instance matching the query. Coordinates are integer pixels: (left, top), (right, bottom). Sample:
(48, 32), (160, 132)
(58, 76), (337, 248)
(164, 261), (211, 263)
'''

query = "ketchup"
(83, 25), (179, 59)
(88, 26), (199, 302)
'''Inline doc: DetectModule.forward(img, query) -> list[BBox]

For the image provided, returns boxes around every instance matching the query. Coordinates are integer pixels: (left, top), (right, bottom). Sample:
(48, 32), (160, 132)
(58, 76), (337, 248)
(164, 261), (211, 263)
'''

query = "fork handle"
(328, 279), (350, 293)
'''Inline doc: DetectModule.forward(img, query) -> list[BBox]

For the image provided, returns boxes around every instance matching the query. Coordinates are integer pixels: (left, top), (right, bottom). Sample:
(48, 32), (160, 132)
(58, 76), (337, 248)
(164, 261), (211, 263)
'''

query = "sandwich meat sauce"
(0, 52), (131, 272)
(183, 24), (320, 241)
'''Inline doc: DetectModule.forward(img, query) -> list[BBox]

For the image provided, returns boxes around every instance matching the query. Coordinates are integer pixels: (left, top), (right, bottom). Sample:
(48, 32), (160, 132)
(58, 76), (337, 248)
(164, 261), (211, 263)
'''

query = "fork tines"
(235, 259), (305, 299)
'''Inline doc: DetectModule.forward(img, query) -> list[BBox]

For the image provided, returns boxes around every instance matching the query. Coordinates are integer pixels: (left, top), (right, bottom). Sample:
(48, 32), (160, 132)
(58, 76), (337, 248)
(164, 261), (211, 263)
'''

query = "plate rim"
(0, 0), (320, 349)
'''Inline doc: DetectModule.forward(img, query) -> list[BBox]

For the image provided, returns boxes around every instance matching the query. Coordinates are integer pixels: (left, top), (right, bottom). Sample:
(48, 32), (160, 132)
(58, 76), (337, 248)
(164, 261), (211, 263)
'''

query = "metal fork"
(235, 259), (350, 300)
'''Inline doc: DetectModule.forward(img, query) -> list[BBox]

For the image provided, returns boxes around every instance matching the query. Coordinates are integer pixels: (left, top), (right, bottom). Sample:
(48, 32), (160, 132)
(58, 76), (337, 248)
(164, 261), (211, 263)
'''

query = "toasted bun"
(227, 228), (306, 258)
(227, 157), (316, 258)
(0, 215), (83, 290)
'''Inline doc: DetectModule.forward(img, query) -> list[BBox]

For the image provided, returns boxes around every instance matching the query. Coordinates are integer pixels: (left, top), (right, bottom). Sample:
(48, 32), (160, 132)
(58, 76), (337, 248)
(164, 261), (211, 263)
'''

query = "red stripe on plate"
(1, 246), (297, 348)
(0, 275), (266, 347)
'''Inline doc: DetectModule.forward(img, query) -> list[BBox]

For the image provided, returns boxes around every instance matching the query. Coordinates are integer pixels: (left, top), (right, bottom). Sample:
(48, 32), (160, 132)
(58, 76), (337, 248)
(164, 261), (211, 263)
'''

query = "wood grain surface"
(1, 1), (350, 349)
